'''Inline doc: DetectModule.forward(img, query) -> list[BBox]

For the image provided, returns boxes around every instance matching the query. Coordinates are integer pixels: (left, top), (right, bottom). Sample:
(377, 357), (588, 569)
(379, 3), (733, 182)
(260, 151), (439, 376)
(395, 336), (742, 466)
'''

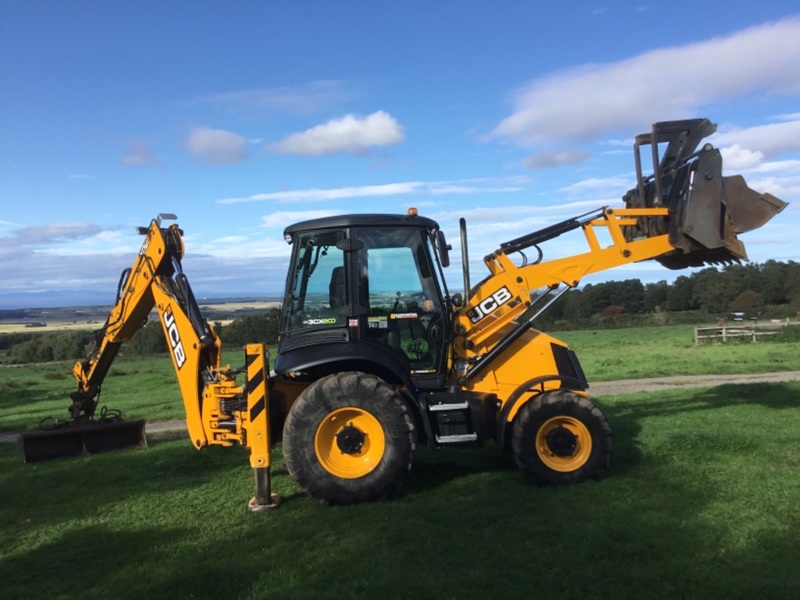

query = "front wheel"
(511, 390), (612, 485)
(282, 372), (415, 505)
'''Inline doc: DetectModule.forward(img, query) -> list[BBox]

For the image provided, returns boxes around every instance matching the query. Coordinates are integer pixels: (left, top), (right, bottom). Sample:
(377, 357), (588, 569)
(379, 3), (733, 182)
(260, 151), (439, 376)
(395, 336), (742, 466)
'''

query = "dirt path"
(588, 370), (800, 395)
(4, 371), (800, 445)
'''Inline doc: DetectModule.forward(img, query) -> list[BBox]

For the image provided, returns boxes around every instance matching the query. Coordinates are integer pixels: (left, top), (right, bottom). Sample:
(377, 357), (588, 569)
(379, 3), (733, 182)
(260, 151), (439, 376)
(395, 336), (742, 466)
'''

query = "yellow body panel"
(465, 323), (574, 423)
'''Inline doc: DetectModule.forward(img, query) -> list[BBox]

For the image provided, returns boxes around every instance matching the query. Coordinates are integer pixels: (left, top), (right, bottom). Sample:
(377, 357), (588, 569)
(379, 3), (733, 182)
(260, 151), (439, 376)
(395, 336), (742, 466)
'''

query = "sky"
(1, 1), (799, 309)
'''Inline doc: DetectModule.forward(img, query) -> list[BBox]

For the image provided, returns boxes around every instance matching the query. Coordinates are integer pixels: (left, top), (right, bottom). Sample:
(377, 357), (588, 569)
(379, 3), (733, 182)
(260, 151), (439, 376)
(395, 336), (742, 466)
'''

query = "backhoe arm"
(63, 214), (277, 510)
(70, 213), (186, 420)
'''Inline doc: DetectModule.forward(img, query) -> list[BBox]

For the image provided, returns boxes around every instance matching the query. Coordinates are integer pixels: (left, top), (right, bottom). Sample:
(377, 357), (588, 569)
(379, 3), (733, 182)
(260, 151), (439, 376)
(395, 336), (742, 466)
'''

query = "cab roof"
(283, 212), (440, 240)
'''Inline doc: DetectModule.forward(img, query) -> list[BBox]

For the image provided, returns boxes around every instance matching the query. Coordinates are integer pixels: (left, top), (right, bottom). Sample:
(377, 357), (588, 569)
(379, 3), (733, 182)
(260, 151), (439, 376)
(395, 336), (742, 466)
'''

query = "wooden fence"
(694, 322), (788, 345)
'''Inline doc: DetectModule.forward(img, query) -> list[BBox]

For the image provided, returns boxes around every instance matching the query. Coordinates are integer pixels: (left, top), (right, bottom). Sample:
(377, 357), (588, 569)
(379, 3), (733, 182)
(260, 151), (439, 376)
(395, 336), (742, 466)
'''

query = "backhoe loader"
(19, 118), (787, 508)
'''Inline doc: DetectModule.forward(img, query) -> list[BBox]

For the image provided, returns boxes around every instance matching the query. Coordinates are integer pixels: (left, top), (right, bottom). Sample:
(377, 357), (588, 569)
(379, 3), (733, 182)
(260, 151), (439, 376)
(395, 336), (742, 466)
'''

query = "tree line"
(0, 309), (281, 365)
(538, 260), (800, 328)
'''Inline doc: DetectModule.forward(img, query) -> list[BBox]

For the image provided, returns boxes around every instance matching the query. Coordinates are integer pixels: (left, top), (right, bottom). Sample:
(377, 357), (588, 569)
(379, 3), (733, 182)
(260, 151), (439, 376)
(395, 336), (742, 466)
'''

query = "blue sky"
(1, 1), (799, 309)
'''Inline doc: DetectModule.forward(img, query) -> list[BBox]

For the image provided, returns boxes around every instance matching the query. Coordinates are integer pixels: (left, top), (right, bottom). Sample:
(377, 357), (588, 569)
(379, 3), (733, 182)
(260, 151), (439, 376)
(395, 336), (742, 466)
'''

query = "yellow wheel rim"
(314, 407), (386, 479)
(535, 416), (592, 472)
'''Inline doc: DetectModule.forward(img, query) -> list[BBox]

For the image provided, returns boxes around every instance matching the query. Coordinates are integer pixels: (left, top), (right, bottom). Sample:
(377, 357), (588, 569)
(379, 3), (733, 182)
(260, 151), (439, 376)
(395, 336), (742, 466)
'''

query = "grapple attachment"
(622, 118), (787, 269)
(19, 418), (147, 463)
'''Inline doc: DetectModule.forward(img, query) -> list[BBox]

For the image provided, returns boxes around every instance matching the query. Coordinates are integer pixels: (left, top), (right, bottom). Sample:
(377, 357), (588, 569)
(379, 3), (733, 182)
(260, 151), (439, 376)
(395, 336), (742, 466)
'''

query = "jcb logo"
(163, 307), (186, 369)
(467, 286), (513, 324)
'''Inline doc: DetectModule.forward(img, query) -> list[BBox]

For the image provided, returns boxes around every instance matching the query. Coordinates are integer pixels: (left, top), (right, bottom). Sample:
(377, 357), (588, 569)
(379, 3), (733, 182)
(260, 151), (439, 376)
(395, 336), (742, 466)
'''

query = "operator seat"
(329, 266), (345, 310)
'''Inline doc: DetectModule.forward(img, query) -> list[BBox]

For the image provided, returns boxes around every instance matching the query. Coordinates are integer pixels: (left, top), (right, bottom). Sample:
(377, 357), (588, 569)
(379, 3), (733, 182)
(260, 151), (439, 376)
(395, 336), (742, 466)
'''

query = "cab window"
(282, 229), (346, 333)
(358, 228), (443, 373)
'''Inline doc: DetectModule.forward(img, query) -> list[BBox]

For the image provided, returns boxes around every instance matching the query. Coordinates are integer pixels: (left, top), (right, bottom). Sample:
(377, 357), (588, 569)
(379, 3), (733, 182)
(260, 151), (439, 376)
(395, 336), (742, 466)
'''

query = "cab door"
(356, 227), (448, 383)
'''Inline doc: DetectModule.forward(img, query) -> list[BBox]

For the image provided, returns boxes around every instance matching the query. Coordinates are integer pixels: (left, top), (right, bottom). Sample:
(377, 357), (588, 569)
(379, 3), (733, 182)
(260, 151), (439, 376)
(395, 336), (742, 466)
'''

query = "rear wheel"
(282, 372), (415, 504)
(511, 390), (612, 485)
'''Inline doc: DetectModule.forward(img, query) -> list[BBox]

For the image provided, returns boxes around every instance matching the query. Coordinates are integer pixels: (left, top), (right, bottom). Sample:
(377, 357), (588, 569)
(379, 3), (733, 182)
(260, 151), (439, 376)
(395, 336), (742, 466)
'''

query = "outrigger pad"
(18, 419), (147, 463)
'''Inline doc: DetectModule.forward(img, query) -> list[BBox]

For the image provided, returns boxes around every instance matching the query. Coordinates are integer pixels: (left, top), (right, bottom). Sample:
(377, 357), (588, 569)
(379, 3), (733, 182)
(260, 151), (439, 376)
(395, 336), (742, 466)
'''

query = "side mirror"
(435, 230), (451, 268)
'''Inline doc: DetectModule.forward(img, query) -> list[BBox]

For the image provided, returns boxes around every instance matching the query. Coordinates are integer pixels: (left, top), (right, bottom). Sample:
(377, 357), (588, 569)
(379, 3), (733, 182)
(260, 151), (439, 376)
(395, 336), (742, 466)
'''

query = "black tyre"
(282, 372), (415, 505)
(511, 390), (612, 485)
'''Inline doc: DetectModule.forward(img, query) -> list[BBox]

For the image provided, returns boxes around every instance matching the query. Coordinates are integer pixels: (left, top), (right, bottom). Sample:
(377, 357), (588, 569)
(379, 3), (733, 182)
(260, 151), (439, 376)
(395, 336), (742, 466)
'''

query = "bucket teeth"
(19, 419), (147, 463)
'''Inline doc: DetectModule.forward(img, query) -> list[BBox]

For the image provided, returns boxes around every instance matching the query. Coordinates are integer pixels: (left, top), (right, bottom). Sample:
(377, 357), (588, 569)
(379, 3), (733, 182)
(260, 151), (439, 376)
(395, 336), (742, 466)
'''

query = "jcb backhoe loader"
(20, 118), (787, 508)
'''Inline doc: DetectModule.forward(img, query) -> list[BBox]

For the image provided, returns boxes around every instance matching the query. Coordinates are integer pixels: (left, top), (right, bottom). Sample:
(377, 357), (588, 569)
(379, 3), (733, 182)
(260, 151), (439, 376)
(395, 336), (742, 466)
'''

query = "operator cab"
(276, 210), (452, 389)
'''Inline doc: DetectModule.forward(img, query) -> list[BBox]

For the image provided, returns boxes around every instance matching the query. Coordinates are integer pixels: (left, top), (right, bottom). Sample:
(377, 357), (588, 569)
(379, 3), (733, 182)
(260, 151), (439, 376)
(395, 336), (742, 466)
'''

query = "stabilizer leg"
(248, 467), (281, 512)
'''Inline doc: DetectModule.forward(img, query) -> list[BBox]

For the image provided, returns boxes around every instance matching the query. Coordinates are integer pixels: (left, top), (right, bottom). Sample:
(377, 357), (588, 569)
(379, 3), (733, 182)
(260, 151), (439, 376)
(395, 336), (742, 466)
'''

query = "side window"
(282, 229), (346, 333)
(365, 247), (424, 313)
(359, 228), (443, 373)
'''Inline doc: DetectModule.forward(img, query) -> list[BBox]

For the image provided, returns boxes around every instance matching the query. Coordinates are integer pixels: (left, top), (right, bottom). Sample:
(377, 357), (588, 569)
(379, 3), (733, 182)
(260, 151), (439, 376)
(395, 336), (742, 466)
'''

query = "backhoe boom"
(21, 214), (279, 510)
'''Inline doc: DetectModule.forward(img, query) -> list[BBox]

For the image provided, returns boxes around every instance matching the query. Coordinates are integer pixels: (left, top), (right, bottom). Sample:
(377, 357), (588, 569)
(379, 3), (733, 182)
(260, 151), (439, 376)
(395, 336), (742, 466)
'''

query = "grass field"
(2, 380), (800, 598)
(2, 324), (797, 432)
(557, 324), (800, 380)
(2, 324), (800, 598)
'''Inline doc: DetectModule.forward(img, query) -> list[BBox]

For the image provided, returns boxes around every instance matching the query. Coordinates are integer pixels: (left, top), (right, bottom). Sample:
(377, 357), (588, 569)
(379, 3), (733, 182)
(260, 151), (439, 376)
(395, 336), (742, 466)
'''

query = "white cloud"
(3, 222), (102, 245)
(558, 175), (633, 198)
(194, 80), (354, 115)
(267, 111), (405, 156)
(492, 17), (800, 147)
(121, 140), (161, 168)
(523, 149), (591, 169)
(720, 144), (765, 170)
(186, 127), (248, 165)
(217, 177), (528, 204)
(187, 235), (289, 259)
(712, 119), (800, 159)
(220, 182), (423, 204)
(261, 211), (340, 228)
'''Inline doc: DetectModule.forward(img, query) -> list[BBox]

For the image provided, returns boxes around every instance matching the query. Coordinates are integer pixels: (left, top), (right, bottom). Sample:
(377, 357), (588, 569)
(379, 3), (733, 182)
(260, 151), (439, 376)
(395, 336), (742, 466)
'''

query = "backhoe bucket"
(18, 419), (147, 463)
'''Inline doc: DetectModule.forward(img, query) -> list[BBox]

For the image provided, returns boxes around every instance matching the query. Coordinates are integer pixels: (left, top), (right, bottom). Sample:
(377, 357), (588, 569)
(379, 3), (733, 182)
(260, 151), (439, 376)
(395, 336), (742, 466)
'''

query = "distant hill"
(0, 290), (283, 311)
(0, 290), (113, 310)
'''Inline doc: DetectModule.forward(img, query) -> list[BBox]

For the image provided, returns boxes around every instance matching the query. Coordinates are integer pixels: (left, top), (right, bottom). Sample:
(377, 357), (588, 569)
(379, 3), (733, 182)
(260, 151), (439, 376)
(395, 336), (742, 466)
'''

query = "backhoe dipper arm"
(71, 213), (186, 419)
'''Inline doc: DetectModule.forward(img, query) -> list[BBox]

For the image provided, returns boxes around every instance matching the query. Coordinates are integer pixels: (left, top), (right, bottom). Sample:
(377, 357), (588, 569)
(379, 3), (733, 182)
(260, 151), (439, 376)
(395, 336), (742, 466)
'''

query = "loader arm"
(454, 118), (786, 382)
(454, 207), (676, 352)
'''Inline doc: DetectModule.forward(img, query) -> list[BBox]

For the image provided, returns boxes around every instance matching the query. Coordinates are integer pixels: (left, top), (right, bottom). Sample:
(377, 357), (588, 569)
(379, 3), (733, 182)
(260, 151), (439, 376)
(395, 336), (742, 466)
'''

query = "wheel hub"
(336, 425), (365, 455)
(546, 426), (578, 457)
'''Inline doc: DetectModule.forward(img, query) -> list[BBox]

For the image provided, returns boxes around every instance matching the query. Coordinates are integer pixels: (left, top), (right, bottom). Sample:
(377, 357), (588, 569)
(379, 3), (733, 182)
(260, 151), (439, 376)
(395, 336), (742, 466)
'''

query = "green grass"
(1, 325), (798, 432)
(0, 356), (181, 432)
(0, 349), (254, 432)
(556, 324), (800, 380)
(3, 381), (800, 598)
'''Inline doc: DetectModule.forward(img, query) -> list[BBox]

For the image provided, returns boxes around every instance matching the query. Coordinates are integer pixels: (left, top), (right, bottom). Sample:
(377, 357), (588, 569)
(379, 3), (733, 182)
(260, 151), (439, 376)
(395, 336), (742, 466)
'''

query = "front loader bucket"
(723, 175), (788, 234)
(18, 419), (147, 463)
(623, 118), (788, 269)
(658, 152), (787, 269)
